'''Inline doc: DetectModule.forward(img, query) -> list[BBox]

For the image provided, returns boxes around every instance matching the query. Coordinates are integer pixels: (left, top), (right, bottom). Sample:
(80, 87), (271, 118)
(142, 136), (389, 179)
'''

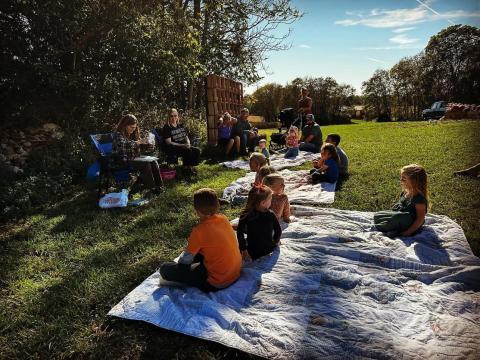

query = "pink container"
(160, 169), (176, 180)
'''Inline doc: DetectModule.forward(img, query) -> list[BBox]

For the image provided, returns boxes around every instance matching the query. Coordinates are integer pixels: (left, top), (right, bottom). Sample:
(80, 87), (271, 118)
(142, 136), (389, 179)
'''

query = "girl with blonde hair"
(284, 125), (300, 159)
(374, 164), (429, 237)
(263, 173), (290, 223)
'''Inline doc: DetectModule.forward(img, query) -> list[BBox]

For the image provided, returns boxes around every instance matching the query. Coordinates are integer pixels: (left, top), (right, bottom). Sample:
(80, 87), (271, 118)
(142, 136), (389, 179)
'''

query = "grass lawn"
(1, 120), (479, 359)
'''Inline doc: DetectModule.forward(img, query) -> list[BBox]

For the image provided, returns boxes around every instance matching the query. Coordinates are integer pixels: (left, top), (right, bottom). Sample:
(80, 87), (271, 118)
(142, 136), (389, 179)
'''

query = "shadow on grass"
(335, 173), (350, 192)
(0, 166), (257, 358)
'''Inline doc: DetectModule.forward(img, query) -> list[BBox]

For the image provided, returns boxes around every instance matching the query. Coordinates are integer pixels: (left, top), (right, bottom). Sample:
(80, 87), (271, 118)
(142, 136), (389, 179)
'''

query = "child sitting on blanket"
(159, 188), (242, 291)
(237, 185), (282, 261)
(249, 152), (268, 184)
(309, 143), (339, 184)
(284, 126), (300, 159)
(230, 164), (276, 210)
(263, 173), (291, 223)
(217, 112), (234, 155)
(325, 133), (349, 176)
(256, 139), (270, 164)
(374, 164), (429, 238)
(256, 165), (276, 185)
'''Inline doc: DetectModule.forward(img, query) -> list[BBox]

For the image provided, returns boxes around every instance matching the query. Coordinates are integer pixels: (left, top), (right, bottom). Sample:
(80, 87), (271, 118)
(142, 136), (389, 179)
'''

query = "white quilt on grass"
(221, 150), (318, 170)
(223, 169), (336, 205)
(109, 206), (480, 359)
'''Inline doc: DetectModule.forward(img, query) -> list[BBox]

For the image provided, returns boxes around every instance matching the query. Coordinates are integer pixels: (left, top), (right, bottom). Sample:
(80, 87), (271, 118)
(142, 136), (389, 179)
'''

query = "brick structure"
(206, 75), (243, 145)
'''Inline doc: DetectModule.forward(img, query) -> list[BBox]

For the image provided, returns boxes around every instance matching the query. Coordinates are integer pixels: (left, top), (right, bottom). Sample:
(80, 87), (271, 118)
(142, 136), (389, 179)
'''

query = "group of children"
(159, 128), (430, 293)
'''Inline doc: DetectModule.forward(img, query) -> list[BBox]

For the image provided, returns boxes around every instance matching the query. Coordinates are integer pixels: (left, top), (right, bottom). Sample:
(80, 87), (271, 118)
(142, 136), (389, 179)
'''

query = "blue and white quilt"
(223, 169), (336, 205)
(221, 150), (318, 171)
(109, 206), (480, 359)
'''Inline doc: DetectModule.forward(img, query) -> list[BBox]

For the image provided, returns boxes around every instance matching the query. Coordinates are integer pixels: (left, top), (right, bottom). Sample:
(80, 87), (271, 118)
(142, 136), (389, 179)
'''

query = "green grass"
(1, 120), (479, 359)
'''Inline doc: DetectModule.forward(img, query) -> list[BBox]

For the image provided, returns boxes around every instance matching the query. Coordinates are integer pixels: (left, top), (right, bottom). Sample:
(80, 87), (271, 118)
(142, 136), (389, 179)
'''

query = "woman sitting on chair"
(162, 108), (201, 175)
(112, 114), (163, 194)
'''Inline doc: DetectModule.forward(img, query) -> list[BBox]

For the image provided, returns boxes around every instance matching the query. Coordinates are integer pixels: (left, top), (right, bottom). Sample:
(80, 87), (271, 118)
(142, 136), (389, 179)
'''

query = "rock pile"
(0, 123), (64, 179)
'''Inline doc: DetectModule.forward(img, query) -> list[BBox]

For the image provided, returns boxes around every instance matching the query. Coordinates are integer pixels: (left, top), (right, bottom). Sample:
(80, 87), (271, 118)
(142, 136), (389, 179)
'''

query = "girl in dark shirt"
(237, 185), (282, 261)
(374, 164), (429, 237)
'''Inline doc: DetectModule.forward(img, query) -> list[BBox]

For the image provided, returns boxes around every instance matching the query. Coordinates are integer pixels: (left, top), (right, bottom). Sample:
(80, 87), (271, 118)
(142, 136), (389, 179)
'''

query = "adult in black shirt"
(162, 108), (201, 172)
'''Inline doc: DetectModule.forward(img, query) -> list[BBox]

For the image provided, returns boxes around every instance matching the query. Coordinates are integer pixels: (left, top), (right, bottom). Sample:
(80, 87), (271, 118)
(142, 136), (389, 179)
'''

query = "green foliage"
(249, 83), (285, 122)
(0, 135), (90, 222)
(424, 25), (480, 104)
(1, 1), (202, 130)
(0, 0), (301, 131)
(248, 76), (356, 124)
(181, 110), (208, 148)
(254, 121), (281, 129)
(0, 172), (73, 220)
(363, 25), (480, 120)
(362, 69), (393, 120)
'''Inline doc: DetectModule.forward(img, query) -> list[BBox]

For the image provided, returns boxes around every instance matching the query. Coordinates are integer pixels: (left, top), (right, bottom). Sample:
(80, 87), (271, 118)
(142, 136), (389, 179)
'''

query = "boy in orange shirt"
(159, 188), (242, 291)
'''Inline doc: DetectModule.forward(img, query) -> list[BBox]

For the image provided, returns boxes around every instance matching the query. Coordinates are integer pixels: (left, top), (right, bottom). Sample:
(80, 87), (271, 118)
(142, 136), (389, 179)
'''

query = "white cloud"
(367, 57), (388, 64)
(354, 44), (424, 51)
(298, 44), (312, 49)
(335, 3), (480, 28)
(389, 34), (419, 45)
(392, 27), (415, 33)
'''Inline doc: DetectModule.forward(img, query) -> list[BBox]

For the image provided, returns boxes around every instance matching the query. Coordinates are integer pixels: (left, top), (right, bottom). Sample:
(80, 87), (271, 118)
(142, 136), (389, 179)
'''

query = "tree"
(362, 69), (393, 120)
(180, 0), (301, 109)
(249, 76), (357, 124)
(0, 1), (201, 129)
(423, 24), (480, 104)
(0, 0), (301, 128)
(390, 55), (426, 120)
(250, 83), (285, 122)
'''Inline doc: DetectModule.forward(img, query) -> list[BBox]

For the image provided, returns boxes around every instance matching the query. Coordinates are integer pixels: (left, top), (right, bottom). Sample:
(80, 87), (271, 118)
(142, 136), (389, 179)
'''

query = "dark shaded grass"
(0, 120), (478, 359)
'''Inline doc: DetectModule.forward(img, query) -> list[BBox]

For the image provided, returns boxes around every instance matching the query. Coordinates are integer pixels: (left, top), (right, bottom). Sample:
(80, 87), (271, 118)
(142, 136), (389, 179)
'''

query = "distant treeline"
(247, 25), (480, 123)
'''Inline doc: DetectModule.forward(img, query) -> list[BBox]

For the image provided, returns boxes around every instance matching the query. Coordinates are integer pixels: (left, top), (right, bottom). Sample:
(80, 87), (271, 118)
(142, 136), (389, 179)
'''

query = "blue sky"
(245, 0), (480, 95)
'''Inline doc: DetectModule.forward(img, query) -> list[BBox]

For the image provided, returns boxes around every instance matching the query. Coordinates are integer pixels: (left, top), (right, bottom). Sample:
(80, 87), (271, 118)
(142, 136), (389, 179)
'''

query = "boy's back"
(187, 214), (241, 288)
(337, 146), (349, 175)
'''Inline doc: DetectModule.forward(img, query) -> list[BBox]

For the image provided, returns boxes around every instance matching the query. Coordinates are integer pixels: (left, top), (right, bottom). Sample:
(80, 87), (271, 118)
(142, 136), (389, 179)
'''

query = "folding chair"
(89, 133), (137, 198)
(151, 128), (179, 166)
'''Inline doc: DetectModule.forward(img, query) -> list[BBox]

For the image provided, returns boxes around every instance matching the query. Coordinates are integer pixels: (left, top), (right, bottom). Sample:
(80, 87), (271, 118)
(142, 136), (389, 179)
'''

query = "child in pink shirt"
(284, 126), (299, 158)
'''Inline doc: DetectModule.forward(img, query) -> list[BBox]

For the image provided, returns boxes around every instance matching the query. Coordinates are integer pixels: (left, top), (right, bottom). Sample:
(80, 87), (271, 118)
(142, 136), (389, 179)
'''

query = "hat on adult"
(306, 113), (315, 120)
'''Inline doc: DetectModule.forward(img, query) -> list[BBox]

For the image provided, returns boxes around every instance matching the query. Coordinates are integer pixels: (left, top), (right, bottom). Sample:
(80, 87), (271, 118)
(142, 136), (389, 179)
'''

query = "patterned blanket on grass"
(223, 169), (336, 205)
(109, 206), (480, 359)
(221, 150), (318, 170)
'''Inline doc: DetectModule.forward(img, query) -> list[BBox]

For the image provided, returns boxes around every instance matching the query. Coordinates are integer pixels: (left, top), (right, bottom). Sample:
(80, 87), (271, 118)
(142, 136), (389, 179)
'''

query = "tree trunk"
(186, 0), (201, 109)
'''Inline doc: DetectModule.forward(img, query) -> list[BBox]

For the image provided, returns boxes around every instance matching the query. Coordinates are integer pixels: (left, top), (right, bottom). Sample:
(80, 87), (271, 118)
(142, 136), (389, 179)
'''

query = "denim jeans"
(284, 147), (299, 158)
(299, 142), (320, 153)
